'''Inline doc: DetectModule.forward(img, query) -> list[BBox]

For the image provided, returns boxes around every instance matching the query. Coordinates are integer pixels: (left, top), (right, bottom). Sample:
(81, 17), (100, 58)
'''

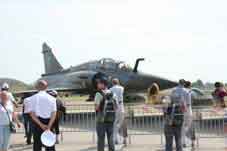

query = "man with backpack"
(95, 78), (118, 151)
(164, 79), (188, 151)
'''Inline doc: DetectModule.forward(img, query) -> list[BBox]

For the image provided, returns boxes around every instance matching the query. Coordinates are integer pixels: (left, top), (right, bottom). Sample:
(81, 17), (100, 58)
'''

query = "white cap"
(49, 90), (58, 96)
(41, 130), (56, 147)
(52, 90), (58, 96)
(2, 83), (9, 90)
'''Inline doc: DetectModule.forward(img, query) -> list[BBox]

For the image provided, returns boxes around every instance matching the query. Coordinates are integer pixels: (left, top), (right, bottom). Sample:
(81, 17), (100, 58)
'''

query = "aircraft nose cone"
(143, 74), (178, 89)
(126, 73), (177, 91)
(154, 77), (178, 90)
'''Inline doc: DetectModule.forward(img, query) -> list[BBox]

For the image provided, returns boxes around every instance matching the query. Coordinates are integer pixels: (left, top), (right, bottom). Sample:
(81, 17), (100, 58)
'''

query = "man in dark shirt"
(212, 82), (227, 108)
(48, 90), (66, 144)
(22, 94), (34, 145)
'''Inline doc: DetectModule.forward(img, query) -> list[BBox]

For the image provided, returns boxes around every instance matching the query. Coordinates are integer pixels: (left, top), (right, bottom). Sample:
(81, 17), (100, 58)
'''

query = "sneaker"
(123, 139), (127, 146)
(191, 142), (195, 149)
(56, 138), (60, 144)
(26, 140), (32, 145)
(115, 144), (124, 150)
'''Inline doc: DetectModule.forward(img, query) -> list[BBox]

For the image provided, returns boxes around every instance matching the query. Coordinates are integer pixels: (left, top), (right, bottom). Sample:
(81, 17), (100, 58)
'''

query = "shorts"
(0, 125), (11, 150)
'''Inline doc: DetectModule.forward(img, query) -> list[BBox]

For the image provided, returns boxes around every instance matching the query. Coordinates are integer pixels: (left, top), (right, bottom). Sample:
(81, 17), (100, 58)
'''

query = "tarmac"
(10, 132), (225, 151)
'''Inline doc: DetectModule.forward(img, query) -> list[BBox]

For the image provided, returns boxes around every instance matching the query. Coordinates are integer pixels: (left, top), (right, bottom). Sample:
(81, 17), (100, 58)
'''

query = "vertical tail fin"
(42, 42), (63, 74)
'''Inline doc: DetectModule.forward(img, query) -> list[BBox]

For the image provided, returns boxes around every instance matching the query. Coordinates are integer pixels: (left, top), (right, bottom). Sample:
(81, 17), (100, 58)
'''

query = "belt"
(38, 117), (51, 125)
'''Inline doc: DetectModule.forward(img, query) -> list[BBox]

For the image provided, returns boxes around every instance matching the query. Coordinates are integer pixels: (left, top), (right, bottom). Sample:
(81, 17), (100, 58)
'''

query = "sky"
(0, 0), (227, 84)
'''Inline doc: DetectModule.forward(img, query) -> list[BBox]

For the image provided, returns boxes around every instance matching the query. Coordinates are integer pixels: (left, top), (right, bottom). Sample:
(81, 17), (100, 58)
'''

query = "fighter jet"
(15, 43), (177, 98)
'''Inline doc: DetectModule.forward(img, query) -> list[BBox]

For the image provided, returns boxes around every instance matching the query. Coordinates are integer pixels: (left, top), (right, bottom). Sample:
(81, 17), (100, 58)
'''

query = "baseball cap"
(2, 83), (9, 90)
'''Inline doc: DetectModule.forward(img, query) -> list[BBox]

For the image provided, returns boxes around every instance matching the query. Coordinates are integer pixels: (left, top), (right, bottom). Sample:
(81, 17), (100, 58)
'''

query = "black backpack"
(165, 103), (184, 126)
(96, 91), (116, 123)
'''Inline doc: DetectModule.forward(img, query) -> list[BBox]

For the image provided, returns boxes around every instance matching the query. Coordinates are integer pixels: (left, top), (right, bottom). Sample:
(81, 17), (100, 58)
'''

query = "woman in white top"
(0, 91), (20, 151)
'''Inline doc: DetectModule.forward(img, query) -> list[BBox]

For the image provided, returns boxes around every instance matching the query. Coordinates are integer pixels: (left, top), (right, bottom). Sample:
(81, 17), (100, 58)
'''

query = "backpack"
(165, 89), (185, 126)
(96, 91), (117, 123)
(165, 104), (184, 126)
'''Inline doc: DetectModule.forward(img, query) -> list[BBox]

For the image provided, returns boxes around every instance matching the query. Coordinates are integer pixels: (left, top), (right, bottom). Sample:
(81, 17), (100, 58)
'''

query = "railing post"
(224, 108), (227, 150)
(129, 134), (132, 145)
(60, 131), (64, 142)
(161, 134), (164, 146)
(195, 108), (200, 149)
(92, 131), (96, 144)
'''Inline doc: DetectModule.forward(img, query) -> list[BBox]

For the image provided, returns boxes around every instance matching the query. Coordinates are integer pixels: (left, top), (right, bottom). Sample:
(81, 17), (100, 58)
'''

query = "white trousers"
(182, 113), (193, 145)
(114, 112), (125, 144)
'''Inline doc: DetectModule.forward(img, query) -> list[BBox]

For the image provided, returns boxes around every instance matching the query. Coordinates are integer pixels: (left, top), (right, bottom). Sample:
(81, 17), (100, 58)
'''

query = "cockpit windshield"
(100, 58), (115, 64)
(99, 58), (132, 71)
(99, 58), (117, 70)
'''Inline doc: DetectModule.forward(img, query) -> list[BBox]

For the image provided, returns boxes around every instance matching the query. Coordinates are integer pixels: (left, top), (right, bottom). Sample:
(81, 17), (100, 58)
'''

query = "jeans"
(0, 125), (11, 150)
(96, 122), (115, 151)
(164, 124), (183, 151)
(33, 117), (55, 151)
(23, 114), (33, 144)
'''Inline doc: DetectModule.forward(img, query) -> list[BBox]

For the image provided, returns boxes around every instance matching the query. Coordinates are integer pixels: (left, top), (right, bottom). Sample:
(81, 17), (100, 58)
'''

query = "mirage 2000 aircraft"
(16, 42), (177, 98)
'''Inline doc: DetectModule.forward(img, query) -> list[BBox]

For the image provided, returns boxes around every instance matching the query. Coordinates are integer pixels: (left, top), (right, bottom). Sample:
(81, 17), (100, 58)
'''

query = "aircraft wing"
(13, 87), (90, 98)
(13, 90), (38, 98)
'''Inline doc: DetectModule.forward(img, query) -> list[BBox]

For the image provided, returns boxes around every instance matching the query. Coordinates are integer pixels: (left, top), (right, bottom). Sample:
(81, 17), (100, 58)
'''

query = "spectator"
(27, 80), (57, 151)
(212, 82), (227, 108)
(48, 90), (66, 144)
(95, 78), (117, 151)
(23, 95), (33, 145)
(1, 83), (18, 108)
(183, 81), (195, 148)
(110, 78), (127, 146)
(0, 91), (20, 151)
(164, 79), (187, 151)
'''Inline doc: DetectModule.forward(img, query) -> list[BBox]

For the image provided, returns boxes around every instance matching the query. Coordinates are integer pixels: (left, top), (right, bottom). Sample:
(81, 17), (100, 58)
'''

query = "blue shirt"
(170, 85), (188, 105)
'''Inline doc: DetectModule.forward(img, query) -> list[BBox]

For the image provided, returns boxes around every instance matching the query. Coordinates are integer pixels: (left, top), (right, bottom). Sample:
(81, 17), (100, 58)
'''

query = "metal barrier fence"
(16, 104), (225, 147)
(192, 107), (224, 147)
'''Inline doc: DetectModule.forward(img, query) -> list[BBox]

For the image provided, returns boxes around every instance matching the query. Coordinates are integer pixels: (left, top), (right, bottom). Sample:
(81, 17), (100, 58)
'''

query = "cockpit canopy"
(99, 58), (132, 71)
(99, 58), (116, 65)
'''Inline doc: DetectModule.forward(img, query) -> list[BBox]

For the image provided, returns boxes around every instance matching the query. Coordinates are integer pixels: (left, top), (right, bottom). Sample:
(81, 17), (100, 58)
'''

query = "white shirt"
(185, 89), (192, 106)
(7, 92), (16, 103)
(28, 91), (57, 119)
(185, 88), (193, 115)
(23, 97), (32, 114)
(0, 100), (14, 126)
(110, 85), (124, 112)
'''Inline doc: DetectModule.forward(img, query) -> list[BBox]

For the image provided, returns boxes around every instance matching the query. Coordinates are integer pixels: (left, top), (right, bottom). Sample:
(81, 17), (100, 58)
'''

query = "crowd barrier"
(16, 104), (225, 147)
(192, 107), (224, 147)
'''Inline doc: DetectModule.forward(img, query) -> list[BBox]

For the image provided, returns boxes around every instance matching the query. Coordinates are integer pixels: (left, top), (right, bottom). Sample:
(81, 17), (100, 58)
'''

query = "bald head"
(112, 78), (120, 85)
(36, 80), (48, 91)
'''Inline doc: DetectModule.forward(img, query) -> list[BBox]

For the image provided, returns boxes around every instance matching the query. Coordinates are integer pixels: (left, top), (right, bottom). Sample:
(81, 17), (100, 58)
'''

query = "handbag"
(0, 103), (16, 133)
